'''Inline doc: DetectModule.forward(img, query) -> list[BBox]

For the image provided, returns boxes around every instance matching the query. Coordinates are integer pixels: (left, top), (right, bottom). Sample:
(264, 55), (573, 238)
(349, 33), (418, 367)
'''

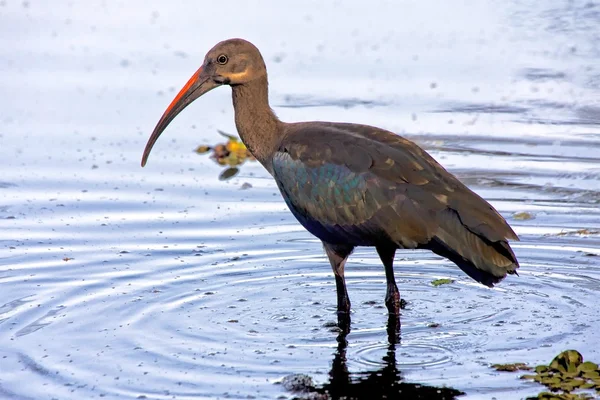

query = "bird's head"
(141, 38), (266, 167)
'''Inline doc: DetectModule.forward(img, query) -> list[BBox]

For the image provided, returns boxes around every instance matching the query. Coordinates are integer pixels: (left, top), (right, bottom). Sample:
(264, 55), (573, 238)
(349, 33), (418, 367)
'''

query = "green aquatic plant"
(493, 350), (600, 399)
(431, 278), (454, 287)
(533, 392), (596, 400)
(491, 362), (531, 372)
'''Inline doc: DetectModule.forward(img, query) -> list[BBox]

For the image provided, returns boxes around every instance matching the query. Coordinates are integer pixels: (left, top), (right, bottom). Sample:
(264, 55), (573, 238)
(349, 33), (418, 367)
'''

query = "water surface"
(1, 1), (599, 399)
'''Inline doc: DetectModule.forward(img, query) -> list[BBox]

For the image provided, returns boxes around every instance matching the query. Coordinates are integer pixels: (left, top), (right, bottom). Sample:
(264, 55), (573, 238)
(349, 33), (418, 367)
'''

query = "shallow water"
(1, 0), (600, 399)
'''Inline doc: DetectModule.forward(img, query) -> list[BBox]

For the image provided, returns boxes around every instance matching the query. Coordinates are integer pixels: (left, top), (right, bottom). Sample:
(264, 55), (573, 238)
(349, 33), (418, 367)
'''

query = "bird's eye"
(217, 54), (228, 64)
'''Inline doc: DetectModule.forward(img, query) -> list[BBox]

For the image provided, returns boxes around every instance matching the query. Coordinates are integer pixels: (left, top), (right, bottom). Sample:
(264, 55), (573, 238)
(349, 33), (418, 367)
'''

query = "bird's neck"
(231, 75), (281, 171)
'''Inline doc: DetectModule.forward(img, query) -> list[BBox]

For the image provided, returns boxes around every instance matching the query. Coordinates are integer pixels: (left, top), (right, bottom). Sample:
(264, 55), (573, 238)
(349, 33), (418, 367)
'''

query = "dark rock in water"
(281, 374), (315, 392)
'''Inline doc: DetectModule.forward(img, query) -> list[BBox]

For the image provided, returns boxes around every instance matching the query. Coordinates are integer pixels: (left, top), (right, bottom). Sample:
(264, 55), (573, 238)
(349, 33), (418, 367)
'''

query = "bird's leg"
(376, 245), (402, 317)
(323, 242), (354, 327)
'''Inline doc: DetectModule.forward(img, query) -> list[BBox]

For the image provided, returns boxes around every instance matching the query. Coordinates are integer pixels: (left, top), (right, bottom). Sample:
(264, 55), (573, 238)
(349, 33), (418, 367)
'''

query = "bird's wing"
(272, 123), (517, 248)
(334, 122), (519, 243)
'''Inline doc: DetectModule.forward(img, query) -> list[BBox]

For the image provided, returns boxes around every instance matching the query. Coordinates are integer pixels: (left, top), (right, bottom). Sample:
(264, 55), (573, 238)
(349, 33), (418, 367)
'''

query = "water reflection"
(194, 130), (256, 180)
(284, 315), (464, 400)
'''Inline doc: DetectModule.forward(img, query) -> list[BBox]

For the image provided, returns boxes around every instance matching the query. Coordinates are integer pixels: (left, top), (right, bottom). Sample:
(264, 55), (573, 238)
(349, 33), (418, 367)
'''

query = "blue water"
(1, 1), (599, 399)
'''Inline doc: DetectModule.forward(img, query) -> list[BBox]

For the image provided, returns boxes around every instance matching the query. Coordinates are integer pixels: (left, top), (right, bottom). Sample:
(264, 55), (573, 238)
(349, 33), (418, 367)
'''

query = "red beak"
(141, 66), (219, 167)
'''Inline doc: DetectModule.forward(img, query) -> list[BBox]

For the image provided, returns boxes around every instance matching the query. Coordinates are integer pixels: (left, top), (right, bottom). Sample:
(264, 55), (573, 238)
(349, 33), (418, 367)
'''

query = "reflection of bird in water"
(141, 38), (520, 332)
(282, 316), (464, 399)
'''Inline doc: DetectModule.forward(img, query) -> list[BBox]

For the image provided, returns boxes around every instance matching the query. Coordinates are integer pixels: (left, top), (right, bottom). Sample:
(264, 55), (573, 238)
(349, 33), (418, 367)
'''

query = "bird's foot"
(334, 291), (351, 332)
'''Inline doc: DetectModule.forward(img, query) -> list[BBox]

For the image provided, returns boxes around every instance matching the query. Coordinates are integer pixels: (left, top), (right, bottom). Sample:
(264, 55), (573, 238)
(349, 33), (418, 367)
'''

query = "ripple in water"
(2, 1), (600, 399)
(2, 200), (599, 399)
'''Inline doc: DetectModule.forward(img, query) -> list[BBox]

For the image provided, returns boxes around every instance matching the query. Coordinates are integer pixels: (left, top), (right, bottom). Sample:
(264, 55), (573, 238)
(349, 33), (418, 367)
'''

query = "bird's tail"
(421, 209), (519, 287)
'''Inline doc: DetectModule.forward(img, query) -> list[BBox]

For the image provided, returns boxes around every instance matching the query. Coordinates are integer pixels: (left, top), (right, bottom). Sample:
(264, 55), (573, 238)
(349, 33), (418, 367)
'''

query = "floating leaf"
(226, 140), (245, 153)
(577, 361), (598, 373)
(513, 211), (535, 220)
(219, 167), (239, 181)
(195, 145), (211, 154)
(550, 350), (583, 374)
(540, 376), (562, 387)
(492, 362), (531, 372)
(226, 153), (242, 166)
(553, 229), (600, 237)
(569, 378), (585, 389)
(213, 144), (229, 157)
(536, 365), (549, 374)
(580, 382), (595, 390)
(583, 370), (600, 380)
(431, 278), (454, 287)
(217, 129), (239, 140)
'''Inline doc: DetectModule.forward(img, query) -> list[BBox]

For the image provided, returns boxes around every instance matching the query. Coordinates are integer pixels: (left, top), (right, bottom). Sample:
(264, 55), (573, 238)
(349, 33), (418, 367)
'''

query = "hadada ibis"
(141, 38), (519, 323)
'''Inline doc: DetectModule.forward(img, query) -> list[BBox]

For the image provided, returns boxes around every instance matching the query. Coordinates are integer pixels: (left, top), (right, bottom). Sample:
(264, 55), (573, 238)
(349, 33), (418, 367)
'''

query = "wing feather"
(273, 122), (518, 247)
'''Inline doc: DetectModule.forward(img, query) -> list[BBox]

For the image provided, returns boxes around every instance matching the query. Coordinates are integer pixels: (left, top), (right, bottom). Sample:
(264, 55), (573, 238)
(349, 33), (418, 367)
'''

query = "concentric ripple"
(2, 131), (600, 400)
(1, 162), (599, 399)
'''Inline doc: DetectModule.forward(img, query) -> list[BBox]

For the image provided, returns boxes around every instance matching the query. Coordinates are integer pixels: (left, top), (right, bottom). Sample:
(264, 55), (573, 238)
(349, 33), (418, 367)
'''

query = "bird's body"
(142, 38), (519, 325)
(271, 121), (518, 282)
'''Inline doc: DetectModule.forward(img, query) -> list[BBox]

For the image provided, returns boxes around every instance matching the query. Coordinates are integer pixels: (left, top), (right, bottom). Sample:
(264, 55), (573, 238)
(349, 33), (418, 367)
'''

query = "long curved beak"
(141, 67), (220, 167)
